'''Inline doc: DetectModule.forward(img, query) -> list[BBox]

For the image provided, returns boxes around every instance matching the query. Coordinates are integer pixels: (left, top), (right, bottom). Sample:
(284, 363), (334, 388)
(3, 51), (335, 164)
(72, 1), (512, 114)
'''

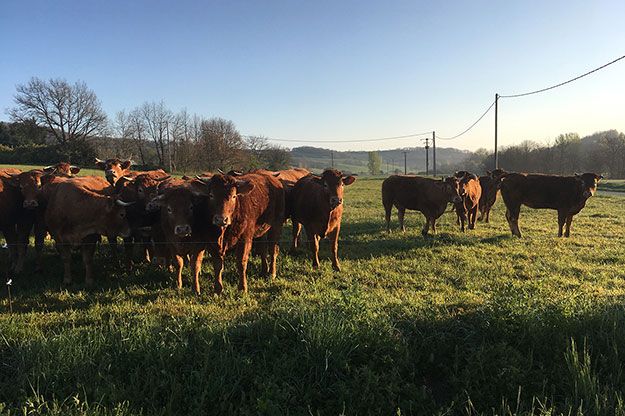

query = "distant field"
(1, 176), (625, 415)
(600, 179), (625, 193)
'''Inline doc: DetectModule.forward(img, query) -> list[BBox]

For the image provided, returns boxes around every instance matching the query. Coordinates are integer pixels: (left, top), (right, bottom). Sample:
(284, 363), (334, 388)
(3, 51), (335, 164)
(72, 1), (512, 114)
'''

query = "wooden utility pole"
(494, 93), (499, 169)
(403, 151), (407, 174)
(432, 131), (436, 176)
(424, 138), (430, 175)
(331, 150), (334, 168)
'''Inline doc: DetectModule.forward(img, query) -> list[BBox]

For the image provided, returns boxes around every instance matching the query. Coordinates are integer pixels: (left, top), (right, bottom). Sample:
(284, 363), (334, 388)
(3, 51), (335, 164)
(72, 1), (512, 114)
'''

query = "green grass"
(600, 179), (625, 193)
(1, 177), (625, 415)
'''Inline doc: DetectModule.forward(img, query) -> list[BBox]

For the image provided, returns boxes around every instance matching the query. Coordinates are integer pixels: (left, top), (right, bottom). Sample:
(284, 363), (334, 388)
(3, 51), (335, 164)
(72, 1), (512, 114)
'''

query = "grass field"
(1, 176), (625, 415)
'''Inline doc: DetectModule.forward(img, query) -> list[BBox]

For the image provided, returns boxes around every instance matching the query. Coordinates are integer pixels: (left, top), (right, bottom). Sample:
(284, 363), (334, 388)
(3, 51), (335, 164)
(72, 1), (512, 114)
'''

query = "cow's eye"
(138, 188), (144, 195)
(232, 194), (236, 199)
(189, 205), (194, 211)
(120, 212), (126, 219)
(167, 207), (173, 214)
(208, 193), (214, 199)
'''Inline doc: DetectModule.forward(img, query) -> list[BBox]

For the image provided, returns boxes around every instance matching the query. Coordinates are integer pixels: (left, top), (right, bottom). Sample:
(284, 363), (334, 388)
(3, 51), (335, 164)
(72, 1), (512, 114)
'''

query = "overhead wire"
(435, 100), (495, 140)
(243, 131), (432, 144)
(499, 54), (625, 98)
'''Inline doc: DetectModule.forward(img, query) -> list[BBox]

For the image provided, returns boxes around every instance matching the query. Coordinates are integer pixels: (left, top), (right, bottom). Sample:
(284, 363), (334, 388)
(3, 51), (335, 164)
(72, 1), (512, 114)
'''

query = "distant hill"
(289, 146), (470, 175)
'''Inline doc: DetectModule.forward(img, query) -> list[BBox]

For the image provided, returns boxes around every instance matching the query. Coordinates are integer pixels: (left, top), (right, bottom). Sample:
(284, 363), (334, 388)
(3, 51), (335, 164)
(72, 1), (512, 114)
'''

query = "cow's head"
(43, 162), (80, 176)
(6, 170), (44, 209)
(104, 197), (134, 238)
(487, 169), (507, 180)
(116, 173), (171, 206)
(152, 187), (199, 237)
(312, 169), (356, 210)
(441, 176), (462, 204)
(197, 174), (254, 228)
(95, 158), (132, 185)
(575, 173), (603, 199)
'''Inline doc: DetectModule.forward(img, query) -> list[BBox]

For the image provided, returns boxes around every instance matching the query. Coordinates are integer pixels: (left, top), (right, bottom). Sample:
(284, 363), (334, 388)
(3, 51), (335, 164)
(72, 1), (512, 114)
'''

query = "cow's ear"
(5, 174), (20, 187)
(70, 166), (81, 174)
(43, 165), (55, 173)
(121, 160), (132, 170)
(190, 180), (210, 197)
(574, 173), (581, 177)
(235, 180), (254, 196)
(342, 176), (356, 186)
(95, 158), (106, 169)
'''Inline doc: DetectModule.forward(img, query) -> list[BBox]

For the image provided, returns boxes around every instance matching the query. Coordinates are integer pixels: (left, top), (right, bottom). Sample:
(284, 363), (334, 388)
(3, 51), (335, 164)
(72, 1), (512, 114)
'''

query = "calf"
(454, 173), (482, 232)
(500, 172), (602, 237)
(290, 169), (356, 271)
(196, 172), (285, 294)
(478, 169), (507, 223)
(382, 175), (462, 236)
(45, 180), (133, 285)
(95, 157), (133, 185)
(151, 181), (215, 293)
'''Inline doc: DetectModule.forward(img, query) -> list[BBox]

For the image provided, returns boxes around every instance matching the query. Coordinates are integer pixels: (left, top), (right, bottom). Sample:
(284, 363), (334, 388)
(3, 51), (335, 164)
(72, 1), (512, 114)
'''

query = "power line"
(436, 100), (495, 140)
(243, 131), (432, 144)
(499, 54), (625, 99)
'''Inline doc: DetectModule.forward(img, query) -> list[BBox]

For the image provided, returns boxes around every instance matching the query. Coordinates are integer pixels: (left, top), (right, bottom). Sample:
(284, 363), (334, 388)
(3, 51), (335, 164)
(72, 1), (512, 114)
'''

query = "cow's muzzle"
(453, 196), (462, 204)
(23, 199), (39, 209)
(174, 224), (192, 237)
(212, 215), (230, 227)
(329, 197), (343, 209)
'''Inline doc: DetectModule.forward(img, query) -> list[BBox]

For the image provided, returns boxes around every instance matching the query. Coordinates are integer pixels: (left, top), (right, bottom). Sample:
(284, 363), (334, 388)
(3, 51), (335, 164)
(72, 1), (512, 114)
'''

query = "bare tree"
(8, 77), (107, 145)
(199, 117), (245, 170)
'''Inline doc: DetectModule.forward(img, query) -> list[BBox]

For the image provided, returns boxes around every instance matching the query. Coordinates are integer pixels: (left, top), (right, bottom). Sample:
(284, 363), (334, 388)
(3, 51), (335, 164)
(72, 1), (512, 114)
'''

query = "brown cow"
(196, 172), (285, 294)
(478, 169), (507, 223)
(454, 173), (482, 232)
(382, 175), (462, 236)
(500, 172), (603, 237)
(150, 181), (216, 293)
(45, 180), (133, 285)
(0, 168), (23, 271)
(290, 169), (356, 271)
(95, 158), (133, 185)
(43, 162), (81, 176)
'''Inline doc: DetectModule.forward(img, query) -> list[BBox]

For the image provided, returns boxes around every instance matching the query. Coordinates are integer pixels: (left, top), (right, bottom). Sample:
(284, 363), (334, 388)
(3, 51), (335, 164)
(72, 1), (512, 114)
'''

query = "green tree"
(367, 151), (381, 175)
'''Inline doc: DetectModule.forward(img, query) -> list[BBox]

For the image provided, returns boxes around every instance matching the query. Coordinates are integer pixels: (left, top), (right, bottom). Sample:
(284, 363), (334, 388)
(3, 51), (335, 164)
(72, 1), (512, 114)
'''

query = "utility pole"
(432, 131), (436, 176)
(331, 150), (334, 168)
(424, 137), (430, 175)
(391, 158), (394, 173)
(403, 151), (407, 174)
(494, 93), (499, 170)
(166, 121), (172, 173)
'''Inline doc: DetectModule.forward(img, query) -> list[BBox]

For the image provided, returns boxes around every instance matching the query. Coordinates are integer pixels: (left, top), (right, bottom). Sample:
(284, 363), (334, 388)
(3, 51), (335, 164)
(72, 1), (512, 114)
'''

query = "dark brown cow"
(0, 168), (23, 271)
(290, 169), (356, 271)
(95, 158), (133, 185)
(382, 175), (462, 236)
(454, 173), (482, 232)
(196, 172), (285, 294)
(150, 181), (216, 293)
(113, 171), (171, 265)
(478, 169), (507, 223)
(45, 180), (133, 285)
(500, 172), (603, 237)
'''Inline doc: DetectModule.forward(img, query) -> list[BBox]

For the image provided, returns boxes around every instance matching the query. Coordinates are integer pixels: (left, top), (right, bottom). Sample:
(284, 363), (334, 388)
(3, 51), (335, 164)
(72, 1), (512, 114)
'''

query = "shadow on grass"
(3, 296), (625, 415)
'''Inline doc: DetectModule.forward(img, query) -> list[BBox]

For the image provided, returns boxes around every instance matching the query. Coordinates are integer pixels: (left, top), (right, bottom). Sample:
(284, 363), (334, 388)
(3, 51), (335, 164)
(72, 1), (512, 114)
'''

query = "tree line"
(2, 77), (624, 177)
(1, 77), (290, 172)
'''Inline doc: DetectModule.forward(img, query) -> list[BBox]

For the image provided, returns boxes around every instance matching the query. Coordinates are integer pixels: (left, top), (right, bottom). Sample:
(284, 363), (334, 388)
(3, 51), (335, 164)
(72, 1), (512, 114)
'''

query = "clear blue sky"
(1, 0), (624, 151)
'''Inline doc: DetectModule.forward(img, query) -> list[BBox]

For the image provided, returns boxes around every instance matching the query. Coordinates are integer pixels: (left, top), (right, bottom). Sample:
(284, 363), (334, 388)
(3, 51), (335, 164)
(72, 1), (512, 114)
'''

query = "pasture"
(1, 175), (625, 415)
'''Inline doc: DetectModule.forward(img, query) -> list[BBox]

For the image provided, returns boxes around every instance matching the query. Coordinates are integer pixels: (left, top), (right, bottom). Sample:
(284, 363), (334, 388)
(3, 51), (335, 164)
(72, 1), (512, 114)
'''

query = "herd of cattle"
(0, 160), (603, 294)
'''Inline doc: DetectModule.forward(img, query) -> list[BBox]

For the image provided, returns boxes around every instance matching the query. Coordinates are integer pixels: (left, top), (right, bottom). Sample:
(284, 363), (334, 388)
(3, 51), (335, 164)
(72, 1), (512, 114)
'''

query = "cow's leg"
(267, 225), (282, 279)
(174, 254), (184, 290)
(107, 235), (119, 264)
(477, 203), (484, 221)
(328, 225), (341, 272)
(190, 249), (205, 295)
(564, 215), (574, 238)
(505, 205), (522, 237)
(459, 210), (466, 232)
(123, 236), (134, 269)
(34, 221), (46, 273)
(468, 206), (477, 230)
(306, 228), (321, 269)
(15, 221), (31, 274)
(430, 217), (437, 234)
(291, 221), (302, 252)
(384, 202), (392, 233)
(485, 206), (491, 223)
(557, 210), (566, 237)
(81, 236), (98, 287)
(236, 238), (253, 292)
(421, 216), (430, 236)
(58, 243), (73, 285)
(398, 207), (406, 232)
(209, 247), (225, 295)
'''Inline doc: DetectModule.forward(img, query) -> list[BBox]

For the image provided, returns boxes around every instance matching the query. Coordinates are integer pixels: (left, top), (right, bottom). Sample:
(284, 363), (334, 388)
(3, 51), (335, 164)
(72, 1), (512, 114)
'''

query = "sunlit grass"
(1, 177), (624, 415)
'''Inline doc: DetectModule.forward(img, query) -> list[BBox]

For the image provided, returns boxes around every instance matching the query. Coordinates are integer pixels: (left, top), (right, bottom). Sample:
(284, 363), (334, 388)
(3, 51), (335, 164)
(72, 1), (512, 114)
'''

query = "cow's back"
(501, 173), (580, 209)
